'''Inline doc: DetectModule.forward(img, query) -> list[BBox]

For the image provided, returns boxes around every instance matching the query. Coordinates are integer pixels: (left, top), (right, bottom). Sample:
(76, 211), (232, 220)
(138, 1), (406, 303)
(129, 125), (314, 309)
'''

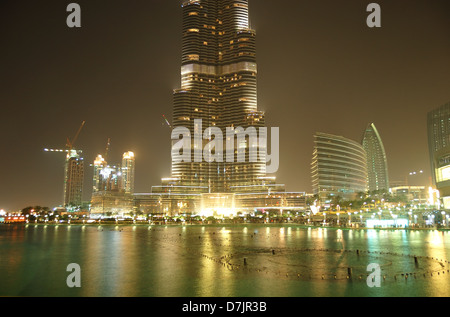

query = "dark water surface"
(1, 224), (449, 297)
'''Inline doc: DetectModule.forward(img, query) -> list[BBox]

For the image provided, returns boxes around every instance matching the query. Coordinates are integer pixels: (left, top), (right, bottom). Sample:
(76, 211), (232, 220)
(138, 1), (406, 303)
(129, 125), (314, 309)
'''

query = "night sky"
(1, 0), (449, 211)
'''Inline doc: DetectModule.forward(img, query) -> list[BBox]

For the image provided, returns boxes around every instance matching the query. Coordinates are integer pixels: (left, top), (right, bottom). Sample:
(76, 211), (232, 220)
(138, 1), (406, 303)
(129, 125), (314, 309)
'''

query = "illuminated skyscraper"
(92, 154), (107, 193)
(312, 133), (368, 201)
(427, 101), (450, 208)
(64, 150), (84, 209)
(168, 0), (267, 194)
(121, 151), (135, 194)
(144, 0), (308, 216)
(362, 123), (389, 192)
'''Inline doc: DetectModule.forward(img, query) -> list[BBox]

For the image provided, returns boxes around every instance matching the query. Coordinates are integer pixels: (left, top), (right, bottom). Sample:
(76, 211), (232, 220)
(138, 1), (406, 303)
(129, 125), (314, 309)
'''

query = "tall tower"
(170, 0), (266, 193)
(362, 123), (390, 192)
(64, 149), (84, 209)
(121, 151), (135, 194)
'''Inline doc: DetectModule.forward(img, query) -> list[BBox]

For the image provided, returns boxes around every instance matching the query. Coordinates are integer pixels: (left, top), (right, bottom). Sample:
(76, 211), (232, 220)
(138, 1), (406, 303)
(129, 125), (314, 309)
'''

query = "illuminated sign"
(436, 166), (450, 182)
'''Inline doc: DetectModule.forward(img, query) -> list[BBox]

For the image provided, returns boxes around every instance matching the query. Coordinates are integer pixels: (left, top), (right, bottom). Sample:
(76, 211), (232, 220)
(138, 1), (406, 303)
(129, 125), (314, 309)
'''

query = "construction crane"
(89, 138), (111, 168)
(66, 120), (86, 152)
(44, 121), (86, 155)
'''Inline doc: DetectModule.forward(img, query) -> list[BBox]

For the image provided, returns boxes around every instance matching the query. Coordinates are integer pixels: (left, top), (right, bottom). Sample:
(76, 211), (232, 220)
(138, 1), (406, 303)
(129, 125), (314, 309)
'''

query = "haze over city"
(1, 0), (449, 210)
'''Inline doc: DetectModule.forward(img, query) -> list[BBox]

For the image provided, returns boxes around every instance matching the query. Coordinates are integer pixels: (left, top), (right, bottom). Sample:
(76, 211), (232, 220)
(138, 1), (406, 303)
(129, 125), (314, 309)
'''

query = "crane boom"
(66, 121), (86, 150)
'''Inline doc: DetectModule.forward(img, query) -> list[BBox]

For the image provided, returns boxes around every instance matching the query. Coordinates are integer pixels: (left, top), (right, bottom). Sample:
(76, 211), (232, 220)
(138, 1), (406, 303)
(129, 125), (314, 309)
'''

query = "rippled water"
(1, 224), (449, 297)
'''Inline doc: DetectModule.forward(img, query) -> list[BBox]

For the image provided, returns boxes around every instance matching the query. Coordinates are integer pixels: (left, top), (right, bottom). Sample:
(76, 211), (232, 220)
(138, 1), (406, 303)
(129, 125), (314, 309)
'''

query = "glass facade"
(362, 123), (389, 192)
(312, 132), (368, 201)
(146, 0), (307, 216)
(427, 102), (450, 208)
(169, 0), (267, 193)
(428, 102), (450, 185)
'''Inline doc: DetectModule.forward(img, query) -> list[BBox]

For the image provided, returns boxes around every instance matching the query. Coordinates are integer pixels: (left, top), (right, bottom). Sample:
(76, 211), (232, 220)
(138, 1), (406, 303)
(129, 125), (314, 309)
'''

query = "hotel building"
(311, 132), (368, 202)
(362, 123), (390, 192)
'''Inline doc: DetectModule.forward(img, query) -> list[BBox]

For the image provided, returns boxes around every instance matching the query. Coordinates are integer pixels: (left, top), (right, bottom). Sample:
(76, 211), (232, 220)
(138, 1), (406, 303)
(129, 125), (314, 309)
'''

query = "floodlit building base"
(90, 191), (134, 218)
(133, 191), (306, 217)
(199, 193), (237, 218)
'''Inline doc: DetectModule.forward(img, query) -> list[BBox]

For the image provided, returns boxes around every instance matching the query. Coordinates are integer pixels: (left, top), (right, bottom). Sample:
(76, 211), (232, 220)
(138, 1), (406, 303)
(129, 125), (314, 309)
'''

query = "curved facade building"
(312, 132), (368, 201)
(362, 123), (389, 192)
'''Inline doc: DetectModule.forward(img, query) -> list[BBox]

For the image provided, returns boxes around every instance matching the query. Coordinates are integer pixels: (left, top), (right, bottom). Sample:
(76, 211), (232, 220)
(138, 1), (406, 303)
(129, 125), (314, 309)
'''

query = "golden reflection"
(279, 227), (285, 244)
(422, 231), (450, 296)
(2, 225), (450, 297)
(198, 228), (217, 296)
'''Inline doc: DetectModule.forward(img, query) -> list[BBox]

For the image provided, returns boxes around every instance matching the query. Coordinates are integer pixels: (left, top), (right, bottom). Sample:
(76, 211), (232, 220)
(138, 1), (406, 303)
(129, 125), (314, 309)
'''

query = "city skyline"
(1, 0), (449, 210)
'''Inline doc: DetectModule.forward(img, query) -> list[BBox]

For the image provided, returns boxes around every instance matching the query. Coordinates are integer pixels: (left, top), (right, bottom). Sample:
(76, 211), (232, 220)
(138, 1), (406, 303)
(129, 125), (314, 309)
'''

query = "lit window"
(187, 54), (199, 61)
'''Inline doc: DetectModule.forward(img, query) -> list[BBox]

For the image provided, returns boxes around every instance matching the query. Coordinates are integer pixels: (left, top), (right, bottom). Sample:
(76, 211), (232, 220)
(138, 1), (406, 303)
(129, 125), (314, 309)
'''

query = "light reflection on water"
(1, 224), (450, 297)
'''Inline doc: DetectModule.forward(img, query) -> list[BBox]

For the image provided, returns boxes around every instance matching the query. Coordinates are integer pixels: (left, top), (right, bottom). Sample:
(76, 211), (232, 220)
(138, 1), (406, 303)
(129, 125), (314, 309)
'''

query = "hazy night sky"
(1, 0), (449, 211)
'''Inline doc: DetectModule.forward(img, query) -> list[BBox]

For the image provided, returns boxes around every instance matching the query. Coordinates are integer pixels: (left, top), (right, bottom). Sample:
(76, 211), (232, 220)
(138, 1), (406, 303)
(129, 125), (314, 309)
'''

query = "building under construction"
(63, 149), (84, 210)
(89, 148), (136, 218)
(45, 121), (86, 212)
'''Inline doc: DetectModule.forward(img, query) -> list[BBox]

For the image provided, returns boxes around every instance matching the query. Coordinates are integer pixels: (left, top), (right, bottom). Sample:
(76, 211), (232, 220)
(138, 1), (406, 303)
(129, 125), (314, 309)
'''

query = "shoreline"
(4, 222), (449, 232)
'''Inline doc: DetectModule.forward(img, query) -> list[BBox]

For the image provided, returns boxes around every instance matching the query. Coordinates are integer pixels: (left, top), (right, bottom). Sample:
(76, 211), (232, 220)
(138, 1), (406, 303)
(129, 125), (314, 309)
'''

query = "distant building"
(90, 151), (136, 217)
(362, 123), (389, 192)
(121, 151), (135, 194)
(427, 101), (450, 208)
(390, 186), (428, 204)
(90, 191), (134, 218)
(389, 180), (407, 188)
(312, 132), (368, 201)
(64, 149), (84, 210)
(92, 154), (107, 193)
